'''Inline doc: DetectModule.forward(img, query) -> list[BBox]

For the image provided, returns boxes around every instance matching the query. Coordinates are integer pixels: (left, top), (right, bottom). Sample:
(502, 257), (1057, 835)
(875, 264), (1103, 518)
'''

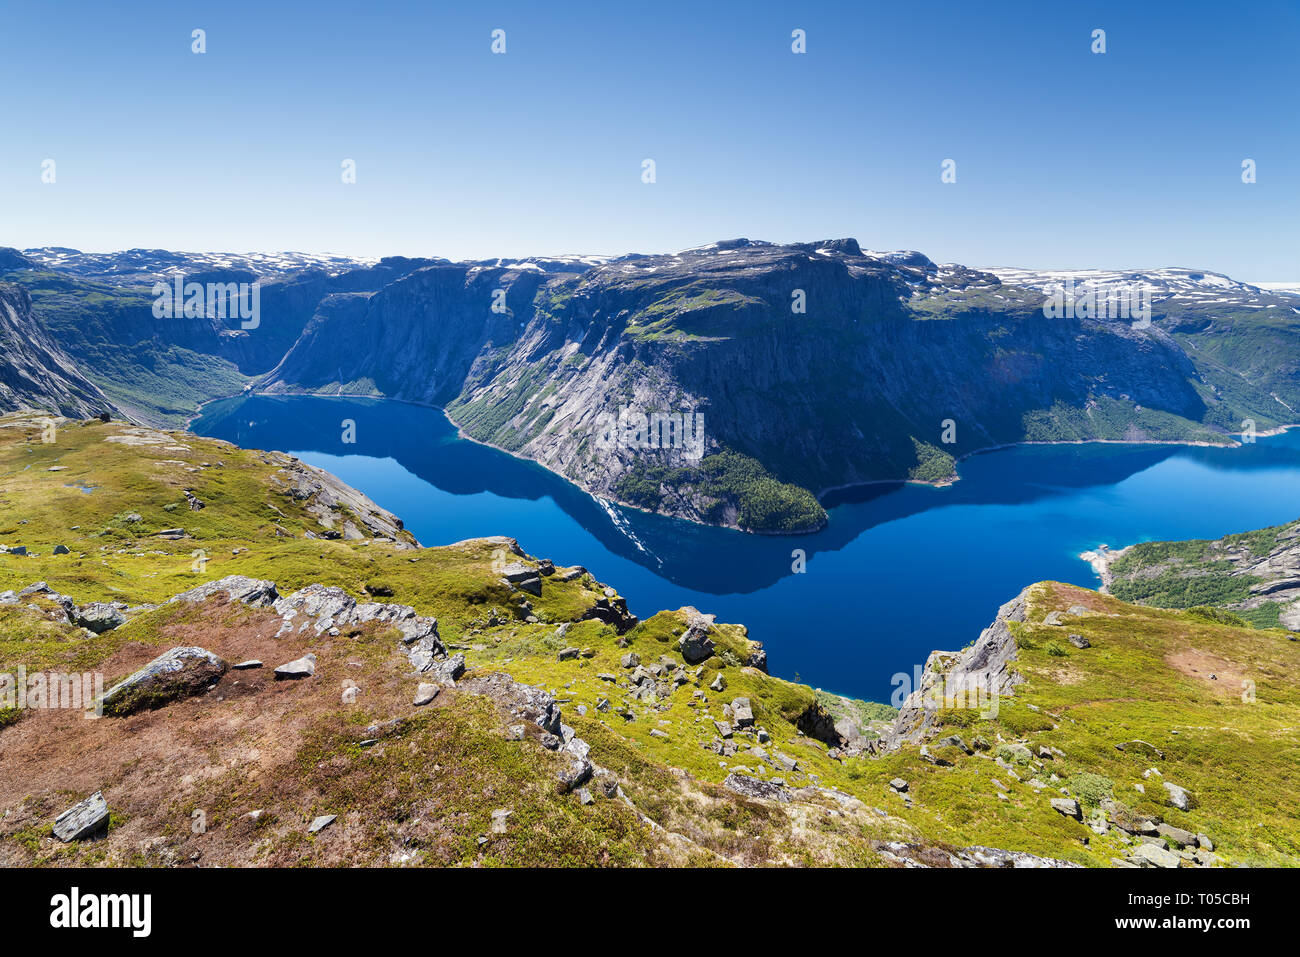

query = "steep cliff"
(259, 239), (1299, 532)
(0, 283), (115, 419)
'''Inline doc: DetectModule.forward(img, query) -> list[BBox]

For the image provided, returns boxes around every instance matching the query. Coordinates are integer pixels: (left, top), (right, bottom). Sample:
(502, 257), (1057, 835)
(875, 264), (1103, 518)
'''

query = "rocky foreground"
(1, 410), (1297, 867)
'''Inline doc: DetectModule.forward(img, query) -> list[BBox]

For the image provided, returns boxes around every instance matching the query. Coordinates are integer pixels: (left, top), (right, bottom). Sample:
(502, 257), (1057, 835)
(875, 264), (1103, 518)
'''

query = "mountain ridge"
(4, 238), (1300, 532)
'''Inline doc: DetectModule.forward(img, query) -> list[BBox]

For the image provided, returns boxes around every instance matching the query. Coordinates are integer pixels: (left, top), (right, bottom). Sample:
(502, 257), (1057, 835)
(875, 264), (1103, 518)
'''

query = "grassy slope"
(1, 411), (1296, 866)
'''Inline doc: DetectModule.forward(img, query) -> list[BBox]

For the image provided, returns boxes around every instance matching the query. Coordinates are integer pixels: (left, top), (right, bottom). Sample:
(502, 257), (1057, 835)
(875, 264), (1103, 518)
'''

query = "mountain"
(6, 239), (1299, 532)
(258, 239), (1300, 532)
(0, 282), (115, 419)
(1, 408), (1295, 867)
(0, 251), (440, 425)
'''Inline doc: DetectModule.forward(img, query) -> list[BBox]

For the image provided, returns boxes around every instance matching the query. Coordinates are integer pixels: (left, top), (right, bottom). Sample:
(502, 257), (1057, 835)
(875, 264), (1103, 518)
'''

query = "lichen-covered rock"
(171, 575), (279, 608)
(723, 772), (790, 802)
(53, 791), (110, 841)
(98, 646), (227, 716)
(73, 602), (126, 634)
(274, 653), (317, 680)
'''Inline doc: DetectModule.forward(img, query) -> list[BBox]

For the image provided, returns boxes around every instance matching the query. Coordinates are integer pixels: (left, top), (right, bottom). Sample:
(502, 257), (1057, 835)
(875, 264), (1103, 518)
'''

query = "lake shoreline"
(191, 390), (1300, 539)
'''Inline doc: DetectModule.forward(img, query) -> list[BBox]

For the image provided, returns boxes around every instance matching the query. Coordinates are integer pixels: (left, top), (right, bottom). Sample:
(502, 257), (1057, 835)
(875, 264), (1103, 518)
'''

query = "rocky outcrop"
(98, 646), (228, 716)
(0, 286), (116, 419)
(269, 455), (415, 544)
(172, 575), (280, 607)
(874, 841), (1081, 869)
(884, 589), (1028, 750)
(52, 792), (110, 842)
(248, 239), (1299, 532)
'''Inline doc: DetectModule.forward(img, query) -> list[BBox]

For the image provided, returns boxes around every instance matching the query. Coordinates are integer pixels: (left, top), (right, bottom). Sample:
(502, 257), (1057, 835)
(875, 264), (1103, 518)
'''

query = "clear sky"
(2, 0), (1296, 280)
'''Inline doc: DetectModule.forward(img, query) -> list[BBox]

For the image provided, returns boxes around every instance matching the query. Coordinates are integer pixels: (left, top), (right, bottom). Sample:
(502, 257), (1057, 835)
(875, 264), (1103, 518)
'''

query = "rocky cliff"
(7, 239), (1299, 531)
(257, 239), (1300, 532)
(0, 283), (115, 419)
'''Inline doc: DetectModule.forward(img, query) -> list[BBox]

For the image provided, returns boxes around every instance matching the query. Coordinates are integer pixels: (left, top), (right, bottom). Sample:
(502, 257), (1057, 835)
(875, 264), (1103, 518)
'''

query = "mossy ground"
(2, 411), (1297, 867)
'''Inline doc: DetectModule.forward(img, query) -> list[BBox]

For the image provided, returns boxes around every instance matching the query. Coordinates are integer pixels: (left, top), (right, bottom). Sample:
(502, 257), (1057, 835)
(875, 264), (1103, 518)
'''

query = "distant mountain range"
(3, 239), (1298, 531)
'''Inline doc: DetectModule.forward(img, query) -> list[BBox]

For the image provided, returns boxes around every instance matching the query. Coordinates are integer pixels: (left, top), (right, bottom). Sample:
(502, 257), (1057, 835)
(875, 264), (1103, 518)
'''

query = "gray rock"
(73, 602), (127, 634)
(1156, 823), (1196, 848)
(274, 653), (317, 680)
(308, 814), (336, 834)
(52, 544), (70, 555)
(233, 659), (262, 669)
(1050, 797), (1082, 820)
(1196, 833), (1214, 851)
(678, 618), (715, 664)
(171, 575), (279, 607)
(1067, 633), (1090, 648)
(499, 562), (542, 596)
(938, 734), (974, 755)
(98, 646), (228, 716)
(52, 791), (110, 841)
(1163, 781), (1193, 811)
(1132, 843), (1181, 868)
(620, 652), (640, 669)
(730, 697), (754, 728)
(723, 772), (790, 802)
(427, 653), (465, 685)
(709, 673), (725, 692)
(557, 647), (580, 661)
(413, 683), (440, 706)
(889, 778), (909, 792)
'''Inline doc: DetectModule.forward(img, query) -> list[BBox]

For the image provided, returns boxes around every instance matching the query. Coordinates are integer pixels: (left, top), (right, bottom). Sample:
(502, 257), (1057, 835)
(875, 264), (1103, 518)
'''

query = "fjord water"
(194, 396), (1300, 703)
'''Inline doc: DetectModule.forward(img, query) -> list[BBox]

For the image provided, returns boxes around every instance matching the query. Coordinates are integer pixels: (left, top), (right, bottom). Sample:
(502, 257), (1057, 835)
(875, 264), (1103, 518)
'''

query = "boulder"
(413, 683), (440, 706)
(1163, 781), (1194, 811)
(1067, 633), (1090, 649)
(1050, 797), (1082, 820)
(171, 575), (279, 607)
(678, 620), (715, 664)
(98, 646), (228, 716)
(1156, 823), (1197, 848)
(1132, 843), (1181, 868)
(499, 562), (542, 596)
(730, 697), (754, 728)
(274, 653), (317, 680)
(52, 791), (110, 842)
(73, 602), (127, 634)
(427, 653), (465, 686)
(308, 814), (336, 834)
(1116, 739), (1165, 760)
(723, 772), (790, 803)
(709, 673), (725, 692)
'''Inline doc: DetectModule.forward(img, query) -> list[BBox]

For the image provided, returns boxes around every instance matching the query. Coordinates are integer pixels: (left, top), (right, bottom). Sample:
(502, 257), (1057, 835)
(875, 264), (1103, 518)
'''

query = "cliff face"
(257, 239), (1294, 531)
(0, 283), (115, 419)
(8, 238), (1298, 530)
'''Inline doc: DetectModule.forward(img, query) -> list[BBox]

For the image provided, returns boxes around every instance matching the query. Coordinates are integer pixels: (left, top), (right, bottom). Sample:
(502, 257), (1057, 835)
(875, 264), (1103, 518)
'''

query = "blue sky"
(2, 0), (1296, 279)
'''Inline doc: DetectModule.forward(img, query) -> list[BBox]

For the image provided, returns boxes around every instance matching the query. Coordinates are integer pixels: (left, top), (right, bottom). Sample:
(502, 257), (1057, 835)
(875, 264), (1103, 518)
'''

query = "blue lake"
(193, 395), (1300, 703)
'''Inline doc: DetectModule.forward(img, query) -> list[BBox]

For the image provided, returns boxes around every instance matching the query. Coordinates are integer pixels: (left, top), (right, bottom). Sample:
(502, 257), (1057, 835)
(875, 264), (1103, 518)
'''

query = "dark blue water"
(193, 395), (1300, 703)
